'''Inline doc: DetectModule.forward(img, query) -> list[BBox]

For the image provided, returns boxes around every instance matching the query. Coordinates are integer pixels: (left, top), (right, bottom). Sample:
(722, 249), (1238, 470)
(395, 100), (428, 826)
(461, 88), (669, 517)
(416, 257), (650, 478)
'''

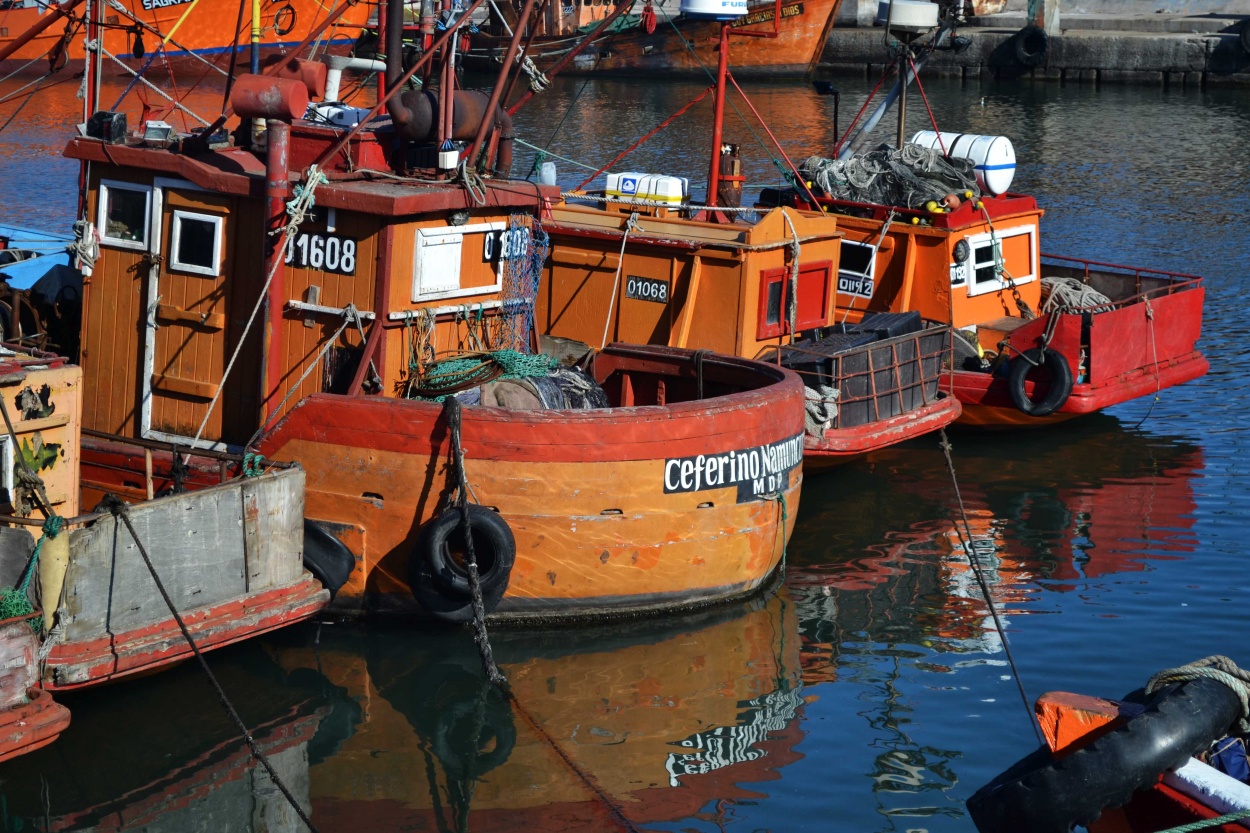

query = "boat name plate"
(664, 432), (803, 502)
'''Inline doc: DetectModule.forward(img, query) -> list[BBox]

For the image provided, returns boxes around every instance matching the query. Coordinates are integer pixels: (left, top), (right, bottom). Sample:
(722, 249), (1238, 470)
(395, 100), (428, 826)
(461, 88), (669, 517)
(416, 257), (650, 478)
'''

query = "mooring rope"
(599, 212), (640, 349)
(442, 397), (506, 687)
(102, 496), (319, 832)
(937, 428), (1042, 744)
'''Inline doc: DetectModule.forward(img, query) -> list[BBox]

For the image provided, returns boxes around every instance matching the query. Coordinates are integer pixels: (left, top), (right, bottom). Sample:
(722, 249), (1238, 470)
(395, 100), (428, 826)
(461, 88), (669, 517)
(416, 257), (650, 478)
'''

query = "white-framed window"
(168, 210), (224, 276)
(961, 225), (1037, 298)
(98, 180), (152, 250)
(836, 240), (877, 299)
(411, 221), (505, 302)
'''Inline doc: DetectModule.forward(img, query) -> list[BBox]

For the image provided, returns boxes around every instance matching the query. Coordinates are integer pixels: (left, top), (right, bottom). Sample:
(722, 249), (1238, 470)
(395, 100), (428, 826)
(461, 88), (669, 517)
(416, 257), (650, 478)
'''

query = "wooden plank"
(155, 303), (226, 330)
(152, 373), (219, 399)
(241, 468), (306, 592)
(0, 615), (37, 709)
(62, 482), (248, 640)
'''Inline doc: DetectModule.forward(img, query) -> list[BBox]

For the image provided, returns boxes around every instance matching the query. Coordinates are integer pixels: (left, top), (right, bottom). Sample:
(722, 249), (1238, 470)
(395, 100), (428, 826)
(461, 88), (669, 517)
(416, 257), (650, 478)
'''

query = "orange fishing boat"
(0, 0), (370, 76)
(465, 0), (843, 77)
(764, 4), (1206, 428)
(532, 0), (959, 468)
(59, 0), (802, 622)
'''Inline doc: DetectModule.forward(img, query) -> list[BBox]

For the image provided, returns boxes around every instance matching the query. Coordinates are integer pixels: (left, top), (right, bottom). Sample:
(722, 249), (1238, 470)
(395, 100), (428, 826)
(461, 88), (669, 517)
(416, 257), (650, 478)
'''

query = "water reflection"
(786, 417), (1204, 827)
(265, 594), (805, 832)
(0, 643), (357, 831)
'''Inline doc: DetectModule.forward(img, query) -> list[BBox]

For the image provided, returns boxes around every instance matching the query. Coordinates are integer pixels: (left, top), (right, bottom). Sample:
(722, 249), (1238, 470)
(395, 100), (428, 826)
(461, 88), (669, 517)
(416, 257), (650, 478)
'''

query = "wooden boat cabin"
(540, 189), (960, 467)
(62, 6), (804, 622)
(768, 134), (1207, 428)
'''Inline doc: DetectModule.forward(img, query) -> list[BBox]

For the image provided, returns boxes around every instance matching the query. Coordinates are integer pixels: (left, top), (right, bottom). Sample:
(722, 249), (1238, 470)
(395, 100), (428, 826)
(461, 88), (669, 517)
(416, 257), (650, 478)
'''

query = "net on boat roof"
(798, 145), (980, 209)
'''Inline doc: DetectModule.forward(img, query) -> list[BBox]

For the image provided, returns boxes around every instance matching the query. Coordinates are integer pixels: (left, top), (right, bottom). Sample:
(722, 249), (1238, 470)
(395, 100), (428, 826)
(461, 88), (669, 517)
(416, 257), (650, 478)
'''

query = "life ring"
(640, 5), (657, 34)
(1013, 24), (1049, 69)
(409, 506), (515, 623)
(967, 677), (1242, 833)
(303, 519), (356, 597)
(1007, 347), (1073, 417)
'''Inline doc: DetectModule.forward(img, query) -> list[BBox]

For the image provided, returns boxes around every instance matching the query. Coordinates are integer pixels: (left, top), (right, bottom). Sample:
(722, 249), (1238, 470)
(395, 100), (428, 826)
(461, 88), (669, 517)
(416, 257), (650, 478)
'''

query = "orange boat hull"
(257, 345), (806, 621)
(469, 0), (843, 77)
(0, 0), (369, 75)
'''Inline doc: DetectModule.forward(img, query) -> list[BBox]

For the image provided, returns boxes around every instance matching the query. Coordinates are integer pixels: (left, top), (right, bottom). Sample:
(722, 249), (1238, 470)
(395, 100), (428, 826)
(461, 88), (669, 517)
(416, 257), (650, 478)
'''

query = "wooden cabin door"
(141, 181), (247, 449)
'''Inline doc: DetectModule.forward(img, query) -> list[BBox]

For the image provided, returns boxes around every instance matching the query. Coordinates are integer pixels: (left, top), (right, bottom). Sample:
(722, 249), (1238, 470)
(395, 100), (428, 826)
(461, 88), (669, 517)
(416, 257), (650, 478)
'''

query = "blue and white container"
(910, 130), (1016, 196)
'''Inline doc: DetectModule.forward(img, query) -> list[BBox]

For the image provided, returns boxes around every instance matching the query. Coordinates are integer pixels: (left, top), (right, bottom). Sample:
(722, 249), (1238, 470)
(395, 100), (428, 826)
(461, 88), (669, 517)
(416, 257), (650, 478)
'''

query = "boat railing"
(754, 324), (949, 429)
(1041, 253), (1204, 310)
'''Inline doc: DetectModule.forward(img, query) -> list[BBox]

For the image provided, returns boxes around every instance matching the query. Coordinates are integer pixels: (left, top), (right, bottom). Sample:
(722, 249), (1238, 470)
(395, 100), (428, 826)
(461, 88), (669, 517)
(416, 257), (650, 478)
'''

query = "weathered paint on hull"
(42, 577), (329, 690)
(0, 689), (70, 764)
(257, 347), (806, 620)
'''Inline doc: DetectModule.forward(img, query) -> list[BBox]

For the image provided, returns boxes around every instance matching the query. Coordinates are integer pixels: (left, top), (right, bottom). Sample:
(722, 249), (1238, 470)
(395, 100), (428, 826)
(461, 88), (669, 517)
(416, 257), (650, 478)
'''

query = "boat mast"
(704, 20), (732, 213)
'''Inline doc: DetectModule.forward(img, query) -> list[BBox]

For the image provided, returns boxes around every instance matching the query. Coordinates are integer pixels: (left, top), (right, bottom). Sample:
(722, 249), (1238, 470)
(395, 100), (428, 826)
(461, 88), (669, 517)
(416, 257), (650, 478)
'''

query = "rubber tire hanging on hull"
(303, 520), (356, 597)
(409, 506), (516, 623)
(1007, 347), (1073, 417)
(1014, 24), (1049, 68)
(966, 677), (1243, 833)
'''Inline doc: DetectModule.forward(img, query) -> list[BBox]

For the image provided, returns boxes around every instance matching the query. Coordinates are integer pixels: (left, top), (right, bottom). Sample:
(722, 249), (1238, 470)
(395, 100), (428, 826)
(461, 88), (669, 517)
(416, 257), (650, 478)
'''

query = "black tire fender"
(967, 677), (1243, 833)
(303, 519), (356, 597)
(409, 506), (515, 623)
(1013, 24), (1049, 69)
(1007, 347), (1073, 417)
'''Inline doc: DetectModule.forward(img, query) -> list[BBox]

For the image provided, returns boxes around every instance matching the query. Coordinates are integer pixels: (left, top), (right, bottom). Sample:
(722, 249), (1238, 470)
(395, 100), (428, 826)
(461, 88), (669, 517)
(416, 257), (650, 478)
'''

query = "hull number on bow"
(626, 276), (668, 304)
(483, 227), (529, 262)
(285, 232), (358, 276)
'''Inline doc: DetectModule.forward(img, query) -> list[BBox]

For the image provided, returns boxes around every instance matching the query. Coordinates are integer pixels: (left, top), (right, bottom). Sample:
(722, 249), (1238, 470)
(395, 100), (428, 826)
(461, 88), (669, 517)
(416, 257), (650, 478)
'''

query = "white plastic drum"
(910, 130), (1016, 195)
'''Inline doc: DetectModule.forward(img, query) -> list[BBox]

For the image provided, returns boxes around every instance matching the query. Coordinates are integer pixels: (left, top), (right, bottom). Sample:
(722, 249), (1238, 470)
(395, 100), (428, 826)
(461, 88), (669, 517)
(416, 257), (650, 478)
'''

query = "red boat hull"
(42, 577), (328, 691)
(804, 395), (961, 467)
(0, 689), (71, 764)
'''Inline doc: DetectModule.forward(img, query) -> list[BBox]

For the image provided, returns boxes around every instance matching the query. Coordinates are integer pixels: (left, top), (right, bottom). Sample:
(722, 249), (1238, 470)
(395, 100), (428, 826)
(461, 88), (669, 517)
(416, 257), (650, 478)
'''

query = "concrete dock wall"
(823, 1), (1250, 86)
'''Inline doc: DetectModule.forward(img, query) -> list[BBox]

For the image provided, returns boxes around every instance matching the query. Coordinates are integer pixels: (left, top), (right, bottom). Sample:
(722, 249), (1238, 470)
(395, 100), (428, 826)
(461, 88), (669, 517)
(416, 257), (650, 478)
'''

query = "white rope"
(803, 385), (839, 436)
(1147, 656), (1250, 734)
(1040, 276), (1113, 314)
(599, 212), (640, 349)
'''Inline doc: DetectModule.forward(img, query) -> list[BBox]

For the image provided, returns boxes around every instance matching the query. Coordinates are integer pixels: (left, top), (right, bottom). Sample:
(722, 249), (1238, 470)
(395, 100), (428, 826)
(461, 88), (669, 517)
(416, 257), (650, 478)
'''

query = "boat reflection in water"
(0, 642), (358, 831)
(281, 592), (805, 831)
(786, 417), (1204, 824)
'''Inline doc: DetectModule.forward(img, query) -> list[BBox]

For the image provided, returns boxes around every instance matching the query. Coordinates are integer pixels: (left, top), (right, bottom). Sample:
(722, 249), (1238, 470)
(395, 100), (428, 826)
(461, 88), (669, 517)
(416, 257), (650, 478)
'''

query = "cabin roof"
(64, 137), (559, 216)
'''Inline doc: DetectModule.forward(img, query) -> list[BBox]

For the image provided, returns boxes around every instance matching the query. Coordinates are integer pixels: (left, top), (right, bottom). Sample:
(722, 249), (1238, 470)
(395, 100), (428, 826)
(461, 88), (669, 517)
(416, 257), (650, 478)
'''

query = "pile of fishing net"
(798, 144), (980, 209)
(408, 350), (609, 410)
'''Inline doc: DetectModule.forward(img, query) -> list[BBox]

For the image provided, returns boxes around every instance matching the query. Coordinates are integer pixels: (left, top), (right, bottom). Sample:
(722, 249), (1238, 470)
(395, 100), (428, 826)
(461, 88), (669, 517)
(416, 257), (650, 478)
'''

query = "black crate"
(853, 311), (922, 339)
(828, 327), (949, 429)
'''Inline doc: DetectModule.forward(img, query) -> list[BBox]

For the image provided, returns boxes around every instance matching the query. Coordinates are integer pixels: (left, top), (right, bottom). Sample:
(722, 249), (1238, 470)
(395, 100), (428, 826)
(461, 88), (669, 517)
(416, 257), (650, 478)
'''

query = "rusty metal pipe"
(317, 0), (488, 169)
(262, 120), (290, 421)
(465, 0), (537, 172)
(190, 0), (361, 149)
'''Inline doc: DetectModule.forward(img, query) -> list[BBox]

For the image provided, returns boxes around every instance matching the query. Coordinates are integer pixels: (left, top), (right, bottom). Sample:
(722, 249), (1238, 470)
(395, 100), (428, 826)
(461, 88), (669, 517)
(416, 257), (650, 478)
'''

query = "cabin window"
(412, 221), (506, 302)
(961, 226), (1037, 298)
(169, 210), (223, 276)
(98, 180), (151, 249)
(836, 241), (876, 299)
(756, 261), (833, 340)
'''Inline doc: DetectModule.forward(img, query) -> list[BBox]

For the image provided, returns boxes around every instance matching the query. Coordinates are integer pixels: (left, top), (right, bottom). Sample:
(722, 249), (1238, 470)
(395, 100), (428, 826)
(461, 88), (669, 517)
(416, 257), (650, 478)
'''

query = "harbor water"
(0, 69), (1247, 831)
